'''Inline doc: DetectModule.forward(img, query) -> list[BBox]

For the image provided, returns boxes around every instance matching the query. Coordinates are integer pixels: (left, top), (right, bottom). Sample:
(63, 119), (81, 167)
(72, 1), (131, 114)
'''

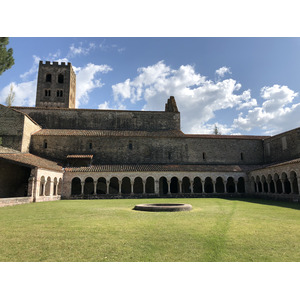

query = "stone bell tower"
(35, 61), (76, 108)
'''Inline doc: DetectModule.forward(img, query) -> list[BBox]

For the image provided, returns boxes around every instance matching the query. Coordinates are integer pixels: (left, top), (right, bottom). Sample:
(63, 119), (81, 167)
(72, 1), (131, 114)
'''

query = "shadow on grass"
(220, 197), (300, 210)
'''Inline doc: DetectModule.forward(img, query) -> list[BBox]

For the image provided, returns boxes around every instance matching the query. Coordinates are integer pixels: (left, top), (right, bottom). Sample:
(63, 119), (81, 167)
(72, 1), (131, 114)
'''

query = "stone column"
(106, 181), (109, 195)
(267, 181), (271, 194)
(191, 180), (194, 194)
(281, 180), (286, 194)
(142, 180), (146, 195)
(81, 182), (84, 195)
(154, 180), (159, 195)
(212, 180), (216, 193)
(93, 180), (97, 195)
(130, 180), (133, 195)
(261, 181), (265, 193)
(289, 176), (294, 194)
(297, 177), (300, 195)
(49, 180), (54, 196)
(27, 175), (35, 198)
(118, 179), (122, 195)
(234, 180), (238, 194)
(178, 180), (182, 194)
(201, 180), (204, 194)
(274, 181), (278, 194)
(167, 179), (171, 195)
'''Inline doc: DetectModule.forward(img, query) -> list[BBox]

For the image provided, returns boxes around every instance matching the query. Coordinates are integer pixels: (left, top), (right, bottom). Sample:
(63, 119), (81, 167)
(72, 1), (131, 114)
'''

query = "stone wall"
(0, 105), (24, 151)
(264, 128), (300, 163)
(13, 107), (181, 131)
(30, 134), (265, 165)
(21, 115), (42, 152)
(0, 197), (33, 207)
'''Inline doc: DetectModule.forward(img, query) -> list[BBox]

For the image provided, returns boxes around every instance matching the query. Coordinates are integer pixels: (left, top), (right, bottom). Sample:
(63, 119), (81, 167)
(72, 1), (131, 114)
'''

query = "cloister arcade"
(250, 170), (300, 196)
(39, 176), (63, 197)
(67, 174), (247, 197)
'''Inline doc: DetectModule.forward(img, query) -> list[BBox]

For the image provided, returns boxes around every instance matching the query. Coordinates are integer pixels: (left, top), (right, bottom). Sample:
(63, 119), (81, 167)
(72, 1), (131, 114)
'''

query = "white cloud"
(0, 81), (36, 107)
(75, 63), (112, 107)
(233, 84), (300, 135)
(215, 66), (232, 78)
(68, 43), (96, 57)
(98, 101), (111, 109)
(20, 55), (40, 80)
(112, 61), (257, 133)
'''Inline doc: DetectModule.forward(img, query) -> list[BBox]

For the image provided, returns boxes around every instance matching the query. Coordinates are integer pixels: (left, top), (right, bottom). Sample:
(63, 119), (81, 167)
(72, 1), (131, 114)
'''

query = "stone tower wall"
(35, 61), (76, 109)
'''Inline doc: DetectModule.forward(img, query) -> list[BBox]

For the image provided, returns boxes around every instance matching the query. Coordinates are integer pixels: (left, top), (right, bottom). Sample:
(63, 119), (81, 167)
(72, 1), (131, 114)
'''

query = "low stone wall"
(35, 195), (61, 202)
(0, 197), (33, 207)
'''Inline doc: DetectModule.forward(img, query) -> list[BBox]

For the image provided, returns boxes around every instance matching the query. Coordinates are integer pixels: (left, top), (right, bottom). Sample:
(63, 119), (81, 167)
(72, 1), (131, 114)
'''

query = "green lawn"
(0, 198), (299, 262)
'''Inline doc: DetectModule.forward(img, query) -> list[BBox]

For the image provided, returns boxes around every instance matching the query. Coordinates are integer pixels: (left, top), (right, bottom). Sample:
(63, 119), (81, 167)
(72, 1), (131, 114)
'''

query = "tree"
(5, 83), (15, 106)
(0, 37), (14, 76)
(213, 124), (221, 135)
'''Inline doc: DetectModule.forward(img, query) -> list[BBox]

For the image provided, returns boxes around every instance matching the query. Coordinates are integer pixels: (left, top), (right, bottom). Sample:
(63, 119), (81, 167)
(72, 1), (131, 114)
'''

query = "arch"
(261, 175), (268, 193)
(282, 172), (291, 194)
(204, 177), (213, 193)
(215, 177), (225, 193)
(159, 177), (168, 195)
(57, 178), (62, 195)
(40, 176), (45, 196)
(182, 177), (191, 193)
(170, 177), (179, 194)
(58, 74), (64, 83)
(97, 177), (106, 194)
(109, 177), (119, 194)
(274, 173), (282, 194)
(290, 171), (299, 194)
(84, 177), (94, 195)
(145, 177), (155, 194)
(133, 177), (143, 194)
(226, 177), (235, 193)
(53, 177), (58, 195)
(45, 177), (51, 196)
(121, 177), (131, 194)
(237, 177), (245, 193)
(193, 177), (202, 193)
(71, 177), (81, 195)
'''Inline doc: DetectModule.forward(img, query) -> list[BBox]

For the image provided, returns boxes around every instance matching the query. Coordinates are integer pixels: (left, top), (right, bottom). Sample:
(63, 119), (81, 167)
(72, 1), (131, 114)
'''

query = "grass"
(0, 198), (299, 262)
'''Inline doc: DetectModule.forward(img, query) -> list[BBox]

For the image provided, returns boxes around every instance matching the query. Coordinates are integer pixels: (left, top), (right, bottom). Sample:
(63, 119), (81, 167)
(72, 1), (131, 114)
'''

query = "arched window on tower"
(46, 74), (52, 82)
(58, 74), (64, 83)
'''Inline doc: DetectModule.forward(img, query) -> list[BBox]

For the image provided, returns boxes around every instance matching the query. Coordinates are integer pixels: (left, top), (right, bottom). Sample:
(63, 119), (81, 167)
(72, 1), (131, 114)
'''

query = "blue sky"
(1, 37), (300, 136)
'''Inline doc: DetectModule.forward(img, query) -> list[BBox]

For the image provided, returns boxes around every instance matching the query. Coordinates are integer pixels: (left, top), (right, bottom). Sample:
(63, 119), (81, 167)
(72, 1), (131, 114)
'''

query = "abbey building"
(1, 61), (300, 206)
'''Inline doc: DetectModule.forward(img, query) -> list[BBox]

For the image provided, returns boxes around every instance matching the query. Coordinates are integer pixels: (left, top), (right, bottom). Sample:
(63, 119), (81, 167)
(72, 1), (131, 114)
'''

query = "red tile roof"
(67, 155), (93, 159)
(33, 129), (185, 137)
(0, 153), (63, 172)
(64, 164), (258, 173)
(32, 129), (268, 140)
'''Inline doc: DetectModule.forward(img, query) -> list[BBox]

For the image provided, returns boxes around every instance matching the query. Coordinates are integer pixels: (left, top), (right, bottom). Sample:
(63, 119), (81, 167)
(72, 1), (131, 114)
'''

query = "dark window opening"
(203, 152), (206, 160)
(129, 142), (133, 150)
(44, 140), (47, 149)
(57, 90), (63, 97)
(241, 153), (244, 160)
(58, 74), (64, 83)
(45, 90), (51, 96)
(46, 74), (52, 82)
(89, 143), (93, 150)
(168, 152), (171, 160)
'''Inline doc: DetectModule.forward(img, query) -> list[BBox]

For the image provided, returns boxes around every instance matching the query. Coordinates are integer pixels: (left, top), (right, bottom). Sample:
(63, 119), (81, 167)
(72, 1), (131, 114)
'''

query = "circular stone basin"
(133, 203), (192, 212)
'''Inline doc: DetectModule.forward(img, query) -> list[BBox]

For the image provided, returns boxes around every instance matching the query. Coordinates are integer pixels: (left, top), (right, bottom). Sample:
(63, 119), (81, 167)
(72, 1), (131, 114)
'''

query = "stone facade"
(1, 60), (300, 204)
(35, 61), (76, 109)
